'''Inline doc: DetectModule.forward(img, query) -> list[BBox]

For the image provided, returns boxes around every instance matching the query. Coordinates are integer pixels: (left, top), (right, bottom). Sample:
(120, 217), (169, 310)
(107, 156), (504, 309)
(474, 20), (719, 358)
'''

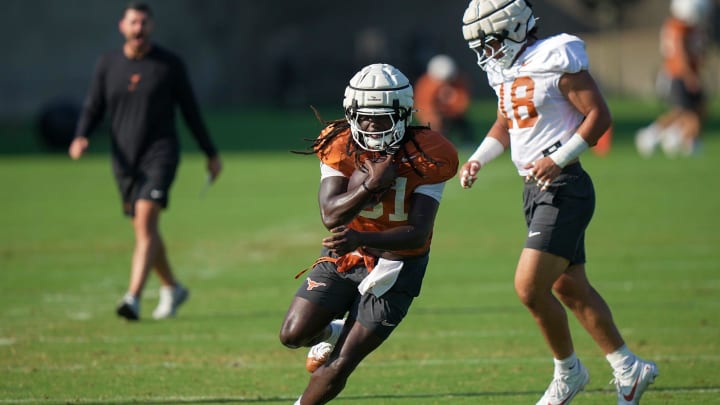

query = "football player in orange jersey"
(414, 54), (475, 146)
(460, 1), (658, 404)
(635, 0), (712, 157)
(279, 63), (458, 404)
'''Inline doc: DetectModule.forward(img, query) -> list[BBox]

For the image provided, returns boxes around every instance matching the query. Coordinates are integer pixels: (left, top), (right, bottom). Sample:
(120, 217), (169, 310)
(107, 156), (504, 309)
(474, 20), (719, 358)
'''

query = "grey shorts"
(295, 249), (429, 340)
(522, 162), (595, 264)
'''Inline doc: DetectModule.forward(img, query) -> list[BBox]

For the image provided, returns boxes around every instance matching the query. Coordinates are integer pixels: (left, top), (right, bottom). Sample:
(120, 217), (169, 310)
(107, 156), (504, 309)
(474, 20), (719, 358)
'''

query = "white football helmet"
(427, 54), (458, 81)
(462, 0), (536, 71)
(343, 63), (414, 153)
(671, 0), (712, 26)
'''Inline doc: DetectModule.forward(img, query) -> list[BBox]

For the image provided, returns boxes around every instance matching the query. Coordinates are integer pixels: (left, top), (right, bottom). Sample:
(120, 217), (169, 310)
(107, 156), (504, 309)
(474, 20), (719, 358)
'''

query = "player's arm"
(319, 156), (395, 230)
(173, 58), (222, 180)
(174, 58), (218, 158)
(460, 109), (508, 188)
(528, 70), (610, 187)
(322, 192), (440, 256)
(70, 57), (108, 159)
(559, 70), (611, 148)
(318, 176), (375, 230)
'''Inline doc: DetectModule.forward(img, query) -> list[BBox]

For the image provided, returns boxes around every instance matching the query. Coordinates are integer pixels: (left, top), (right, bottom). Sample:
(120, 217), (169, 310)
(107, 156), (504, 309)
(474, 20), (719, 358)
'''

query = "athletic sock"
(606, 344), (636, 371)
(554, 352), (579, 376)
(327, 319), (344, 345)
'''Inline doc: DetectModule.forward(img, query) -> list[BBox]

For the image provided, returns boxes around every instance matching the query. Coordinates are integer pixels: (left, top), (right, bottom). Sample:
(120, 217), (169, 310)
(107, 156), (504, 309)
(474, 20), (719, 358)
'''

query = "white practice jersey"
(486, 34), (589, 176)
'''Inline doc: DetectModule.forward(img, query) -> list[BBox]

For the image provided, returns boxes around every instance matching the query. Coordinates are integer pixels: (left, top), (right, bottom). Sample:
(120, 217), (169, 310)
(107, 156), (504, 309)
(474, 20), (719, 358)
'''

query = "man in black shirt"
(69, 2), (222, 321)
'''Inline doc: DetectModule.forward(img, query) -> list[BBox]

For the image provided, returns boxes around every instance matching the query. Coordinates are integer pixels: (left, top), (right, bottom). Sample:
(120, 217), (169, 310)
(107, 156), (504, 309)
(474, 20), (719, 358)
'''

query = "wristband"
(468, 136), (504, 166)
(549, 133), (589, 168)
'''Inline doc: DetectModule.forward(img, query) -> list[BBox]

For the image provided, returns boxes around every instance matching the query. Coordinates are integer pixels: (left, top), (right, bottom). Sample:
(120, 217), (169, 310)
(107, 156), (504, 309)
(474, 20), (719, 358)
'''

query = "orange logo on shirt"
(128, 74), (141, 91)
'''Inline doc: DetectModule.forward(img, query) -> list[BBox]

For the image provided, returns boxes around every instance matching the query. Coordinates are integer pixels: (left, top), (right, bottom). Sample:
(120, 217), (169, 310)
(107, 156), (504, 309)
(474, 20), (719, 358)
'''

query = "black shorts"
(522, 162), (595, 264)
(669, 78), (705, 111)
(112, 156), (178, 216)
(295, 249), (429, 340)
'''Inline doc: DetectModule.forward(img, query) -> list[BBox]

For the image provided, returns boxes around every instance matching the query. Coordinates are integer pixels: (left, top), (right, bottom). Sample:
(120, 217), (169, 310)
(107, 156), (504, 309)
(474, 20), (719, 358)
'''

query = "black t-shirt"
(75, 44), (217, 172)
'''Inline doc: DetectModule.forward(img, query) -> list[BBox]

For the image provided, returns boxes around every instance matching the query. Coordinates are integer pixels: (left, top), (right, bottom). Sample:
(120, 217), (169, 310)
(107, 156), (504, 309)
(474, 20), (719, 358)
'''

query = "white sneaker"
(305, 319), (344, 373)
(152, 284), (189, 319)
(660, 126), (683, 158)
(536, 360), (590, 405)
(116, 293), (140, 321)
(613, 359), (659, 405)
(635, 126), (661, 158)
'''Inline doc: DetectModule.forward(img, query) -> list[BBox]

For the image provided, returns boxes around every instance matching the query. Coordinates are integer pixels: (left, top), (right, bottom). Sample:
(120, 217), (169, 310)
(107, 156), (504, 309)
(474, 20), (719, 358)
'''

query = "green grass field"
(1, 100), (719, 404)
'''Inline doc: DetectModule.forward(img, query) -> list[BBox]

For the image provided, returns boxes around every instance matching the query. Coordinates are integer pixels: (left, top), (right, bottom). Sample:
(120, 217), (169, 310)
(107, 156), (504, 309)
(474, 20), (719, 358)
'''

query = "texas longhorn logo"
(306, 277), (327, 291)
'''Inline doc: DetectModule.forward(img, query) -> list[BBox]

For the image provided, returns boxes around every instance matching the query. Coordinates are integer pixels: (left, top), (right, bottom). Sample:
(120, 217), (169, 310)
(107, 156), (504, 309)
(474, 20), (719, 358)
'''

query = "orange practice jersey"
(661, 17), (705, 78)
(317, 127), (459, 257)
(414, 75), (471, 130)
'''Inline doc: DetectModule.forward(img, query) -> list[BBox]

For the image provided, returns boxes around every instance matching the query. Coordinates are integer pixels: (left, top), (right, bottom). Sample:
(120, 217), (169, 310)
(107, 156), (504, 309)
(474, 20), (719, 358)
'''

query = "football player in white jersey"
(459, 1), (658, 404)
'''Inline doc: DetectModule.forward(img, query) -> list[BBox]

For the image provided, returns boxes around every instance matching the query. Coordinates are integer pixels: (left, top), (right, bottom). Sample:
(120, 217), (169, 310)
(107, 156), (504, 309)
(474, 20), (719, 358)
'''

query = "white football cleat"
(612, 359), (659, 405)
(306, 342), (334, 373)
(536, 360), (590, 405)
(152, 284), (189, 320)
(305, 319), (344, 373)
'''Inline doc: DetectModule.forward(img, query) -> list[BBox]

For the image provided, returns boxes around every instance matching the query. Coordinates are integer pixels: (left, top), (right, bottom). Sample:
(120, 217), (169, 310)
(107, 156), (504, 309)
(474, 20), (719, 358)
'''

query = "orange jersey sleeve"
(316, 126), (357, 176)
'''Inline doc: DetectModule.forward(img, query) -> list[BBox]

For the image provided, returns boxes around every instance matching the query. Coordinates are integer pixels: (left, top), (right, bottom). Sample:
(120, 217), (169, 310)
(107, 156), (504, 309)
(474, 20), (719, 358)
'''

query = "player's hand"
(322, 226), (360, 256)
(524, 156), (561, 191)
(460, 161), (480, 189)
(207, 155), (222, 182)
(364, 155), (396, 192)
(68, 136), (89, 160)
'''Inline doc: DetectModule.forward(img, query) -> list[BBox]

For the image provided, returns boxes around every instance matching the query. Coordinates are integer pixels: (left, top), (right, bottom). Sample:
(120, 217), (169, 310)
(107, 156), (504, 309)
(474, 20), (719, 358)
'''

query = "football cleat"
(305, 319), (344, 373)
(536, 360), (590, 405)
(152, 284), (189, 320)
(612, 359), (659, 405)
(306, 342), (334, 373)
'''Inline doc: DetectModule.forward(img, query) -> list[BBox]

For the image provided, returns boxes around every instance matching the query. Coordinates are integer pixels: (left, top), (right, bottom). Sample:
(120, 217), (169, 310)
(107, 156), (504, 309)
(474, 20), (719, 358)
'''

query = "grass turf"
(1, 100), (719, 404)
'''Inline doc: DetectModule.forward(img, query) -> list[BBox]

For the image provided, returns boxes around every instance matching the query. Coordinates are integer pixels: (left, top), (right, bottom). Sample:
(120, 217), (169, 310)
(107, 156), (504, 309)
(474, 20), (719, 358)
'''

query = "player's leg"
(298, 285), (414, 405)
(294, 255), (428, 404)
(515, 249), (574, 358)
(280, 297), (339, 349)
(116, 198), (161, 320)
(521, 164), (595, 404)
(280, 260), (356, 349)
(517, 249), (591, 405)
(128, 198), (163, 297)
(299, 319), (383, 404)
(553, 264), (623, 353)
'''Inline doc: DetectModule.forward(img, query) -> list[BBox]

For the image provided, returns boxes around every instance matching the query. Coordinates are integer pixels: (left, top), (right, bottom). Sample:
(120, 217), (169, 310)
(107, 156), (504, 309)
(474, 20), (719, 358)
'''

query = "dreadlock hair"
(291, 106), (441, 178)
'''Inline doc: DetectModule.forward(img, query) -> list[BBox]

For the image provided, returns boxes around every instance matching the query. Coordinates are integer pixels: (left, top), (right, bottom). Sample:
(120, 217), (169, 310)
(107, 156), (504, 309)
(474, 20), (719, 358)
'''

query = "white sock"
(293, 396), (302, 405)
(554, 353), (579, 376)
(327, 319), (344, 346)
(606, 344), (636, 370)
